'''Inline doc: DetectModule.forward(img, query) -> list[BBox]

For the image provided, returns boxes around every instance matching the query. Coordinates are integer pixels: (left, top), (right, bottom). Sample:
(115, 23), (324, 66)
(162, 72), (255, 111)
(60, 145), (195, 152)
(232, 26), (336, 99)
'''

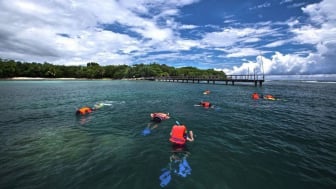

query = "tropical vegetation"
(0, 58), (226, 79)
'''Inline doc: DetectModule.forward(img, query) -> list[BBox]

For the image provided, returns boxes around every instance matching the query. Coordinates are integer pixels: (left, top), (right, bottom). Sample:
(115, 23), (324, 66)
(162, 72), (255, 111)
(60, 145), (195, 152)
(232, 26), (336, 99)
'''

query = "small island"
(0, 58), (226, 80)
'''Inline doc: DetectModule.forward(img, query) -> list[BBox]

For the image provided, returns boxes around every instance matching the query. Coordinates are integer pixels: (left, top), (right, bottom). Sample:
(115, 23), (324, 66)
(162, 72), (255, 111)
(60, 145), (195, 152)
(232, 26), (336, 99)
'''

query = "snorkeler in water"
(169, 121), (194, 146)
(194, 101), (216, 109)
(142, 112), (170, 136)
(76, 106), (95, 115)
(150, 112), (170, 122)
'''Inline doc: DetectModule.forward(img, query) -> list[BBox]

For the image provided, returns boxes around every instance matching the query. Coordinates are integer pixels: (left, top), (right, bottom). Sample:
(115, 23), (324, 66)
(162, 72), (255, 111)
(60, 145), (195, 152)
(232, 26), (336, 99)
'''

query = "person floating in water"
(142, 112), (170, 136)
(194, 101), (214, 109)
(263, 94), (276, 100)
(252, 93), (277, 101)
(151, 112), (170, 123)
(76, 106), (96, 115)
(75, 102), (106, 115)
(169, 121), (194, 146)
(160, 121), (194, 187)
(251, 92), (260, 100)
(200, 101), (212, 108)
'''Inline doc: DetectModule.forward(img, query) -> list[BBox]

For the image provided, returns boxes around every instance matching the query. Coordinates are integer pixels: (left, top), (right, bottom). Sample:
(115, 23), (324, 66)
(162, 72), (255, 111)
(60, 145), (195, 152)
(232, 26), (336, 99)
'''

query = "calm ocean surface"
(0, 80), (335, 189)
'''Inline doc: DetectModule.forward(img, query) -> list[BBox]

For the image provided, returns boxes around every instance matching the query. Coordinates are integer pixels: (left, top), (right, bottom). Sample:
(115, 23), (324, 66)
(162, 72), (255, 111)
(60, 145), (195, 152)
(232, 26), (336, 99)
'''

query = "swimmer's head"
(153, 117), (162, 123)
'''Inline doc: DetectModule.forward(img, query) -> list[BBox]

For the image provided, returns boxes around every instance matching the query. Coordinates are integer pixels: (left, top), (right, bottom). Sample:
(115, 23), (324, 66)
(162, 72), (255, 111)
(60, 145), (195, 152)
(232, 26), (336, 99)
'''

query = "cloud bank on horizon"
(0, 0), (335, 75)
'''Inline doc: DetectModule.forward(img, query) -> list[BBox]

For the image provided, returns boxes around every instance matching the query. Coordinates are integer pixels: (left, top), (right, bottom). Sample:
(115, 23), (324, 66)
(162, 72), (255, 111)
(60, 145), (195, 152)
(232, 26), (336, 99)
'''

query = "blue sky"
(0, 0), (335, 75)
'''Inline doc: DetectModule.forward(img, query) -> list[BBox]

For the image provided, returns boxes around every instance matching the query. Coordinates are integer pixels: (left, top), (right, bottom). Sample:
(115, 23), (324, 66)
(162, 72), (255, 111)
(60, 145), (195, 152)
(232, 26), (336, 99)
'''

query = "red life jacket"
(169, 125), (187, 145)
(252, 93), (260, 100)
(202, 101), (211, 108)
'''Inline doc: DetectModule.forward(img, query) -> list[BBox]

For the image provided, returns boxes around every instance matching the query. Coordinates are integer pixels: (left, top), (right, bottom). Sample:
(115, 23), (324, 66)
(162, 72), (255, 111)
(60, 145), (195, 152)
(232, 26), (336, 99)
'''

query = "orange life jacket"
(169, 125), (187, 145)
(78, 107), (92, 115)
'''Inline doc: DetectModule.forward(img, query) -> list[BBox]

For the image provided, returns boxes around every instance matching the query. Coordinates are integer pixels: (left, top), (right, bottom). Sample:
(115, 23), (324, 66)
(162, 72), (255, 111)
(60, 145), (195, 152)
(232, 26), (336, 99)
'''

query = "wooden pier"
(146, 75), (264, 87)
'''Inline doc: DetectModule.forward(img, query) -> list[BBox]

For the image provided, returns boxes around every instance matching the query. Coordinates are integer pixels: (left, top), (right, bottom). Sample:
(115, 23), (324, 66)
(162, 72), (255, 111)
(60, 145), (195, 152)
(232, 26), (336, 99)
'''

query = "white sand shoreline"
(1, 77), (117, 81)
(9, 77), (79, 80)
(3, 77), (143, 80)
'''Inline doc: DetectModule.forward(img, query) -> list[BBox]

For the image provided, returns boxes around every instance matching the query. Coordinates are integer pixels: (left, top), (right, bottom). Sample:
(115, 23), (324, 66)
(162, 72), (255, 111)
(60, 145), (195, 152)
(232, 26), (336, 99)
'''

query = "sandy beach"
(6, 77), (113, 80)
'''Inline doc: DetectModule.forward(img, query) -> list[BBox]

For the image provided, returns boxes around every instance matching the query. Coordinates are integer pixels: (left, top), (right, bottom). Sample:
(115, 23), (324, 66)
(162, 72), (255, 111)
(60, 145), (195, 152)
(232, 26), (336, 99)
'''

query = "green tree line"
(0, 58), (226, 79)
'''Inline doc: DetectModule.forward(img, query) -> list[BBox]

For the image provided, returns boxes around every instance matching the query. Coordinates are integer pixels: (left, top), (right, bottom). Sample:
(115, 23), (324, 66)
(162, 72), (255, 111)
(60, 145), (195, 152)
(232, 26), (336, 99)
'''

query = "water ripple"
(0, 80), (335, 189)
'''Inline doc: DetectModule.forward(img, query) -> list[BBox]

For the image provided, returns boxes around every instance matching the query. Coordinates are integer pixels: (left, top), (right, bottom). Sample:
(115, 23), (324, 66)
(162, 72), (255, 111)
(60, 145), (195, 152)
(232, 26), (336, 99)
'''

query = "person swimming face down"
(199, 101), (212, 108)
(151, 112), (170, 123)
(169, 123), (194, 146)
(76, 106), (94, 115)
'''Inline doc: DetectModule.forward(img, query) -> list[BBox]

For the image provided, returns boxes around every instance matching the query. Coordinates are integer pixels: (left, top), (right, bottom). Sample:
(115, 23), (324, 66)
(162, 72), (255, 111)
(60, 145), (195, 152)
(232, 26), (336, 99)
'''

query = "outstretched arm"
(187, 130), (194, 142)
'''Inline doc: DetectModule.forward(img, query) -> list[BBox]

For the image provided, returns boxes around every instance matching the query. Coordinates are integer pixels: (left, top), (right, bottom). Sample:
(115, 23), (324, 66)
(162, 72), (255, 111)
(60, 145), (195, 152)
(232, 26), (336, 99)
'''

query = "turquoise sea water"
(0, 80), (335, 189)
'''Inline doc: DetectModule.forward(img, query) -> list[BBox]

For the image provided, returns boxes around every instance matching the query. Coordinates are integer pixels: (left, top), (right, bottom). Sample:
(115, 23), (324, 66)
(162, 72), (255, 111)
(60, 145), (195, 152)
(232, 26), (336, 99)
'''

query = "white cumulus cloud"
(222, 0), (336, 75)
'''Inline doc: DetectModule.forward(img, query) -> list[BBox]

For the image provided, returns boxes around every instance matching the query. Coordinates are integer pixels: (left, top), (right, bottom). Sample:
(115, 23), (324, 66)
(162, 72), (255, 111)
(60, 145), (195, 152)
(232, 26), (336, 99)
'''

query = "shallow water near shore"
(0, 80), (335, 189)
